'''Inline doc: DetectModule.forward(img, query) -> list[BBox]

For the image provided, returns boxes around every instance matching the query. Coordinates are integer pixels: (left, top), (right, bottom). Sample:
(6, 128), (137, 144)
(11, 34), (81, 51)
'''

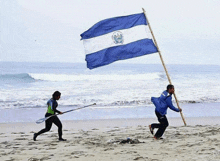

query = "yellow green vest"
(47, 105), (55, 114)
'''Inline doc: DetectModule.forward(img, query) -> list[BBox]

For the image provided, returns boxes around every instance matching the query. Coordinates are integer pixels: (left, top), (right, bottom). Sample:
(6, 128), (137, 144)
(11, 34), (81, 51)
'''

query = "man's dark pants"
(151, 111), (169, 138)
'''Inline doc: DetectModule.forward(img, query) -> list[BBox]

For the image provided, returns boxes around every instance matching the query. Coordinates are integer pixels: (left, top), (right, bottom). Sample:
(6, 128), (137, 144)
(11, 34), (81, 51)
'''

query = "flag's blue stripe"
(85, 39), (158, 69)
(81, 13), (146, 40)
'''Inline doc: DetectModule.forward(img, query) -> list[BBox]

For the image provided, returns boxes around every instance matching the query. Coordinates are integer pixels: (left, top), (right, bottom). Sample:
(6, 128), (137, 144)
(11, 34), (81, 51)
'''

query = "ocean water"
(0, 62), (220, 122)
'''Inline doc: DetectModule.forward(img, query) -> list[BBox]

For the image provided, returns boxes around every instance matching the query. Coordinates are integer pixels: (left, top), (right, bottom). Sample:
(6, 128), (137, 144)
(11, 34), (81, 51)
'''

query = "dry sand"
(0, 117), (220, 161)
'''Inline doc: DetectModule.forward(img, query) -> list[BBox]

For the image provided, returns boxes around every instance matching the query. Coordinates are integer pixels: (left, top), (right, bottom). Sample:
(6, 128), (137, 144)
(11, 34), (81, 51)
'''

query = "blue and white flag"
(80, 13), (158, 69)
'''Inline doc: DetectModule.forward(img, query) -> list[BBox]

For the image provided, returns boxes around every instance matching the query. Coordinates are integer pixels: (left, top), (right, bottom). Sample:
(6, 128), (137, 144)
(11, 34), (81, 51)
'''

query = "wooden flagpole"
(142, 8), (187, 126)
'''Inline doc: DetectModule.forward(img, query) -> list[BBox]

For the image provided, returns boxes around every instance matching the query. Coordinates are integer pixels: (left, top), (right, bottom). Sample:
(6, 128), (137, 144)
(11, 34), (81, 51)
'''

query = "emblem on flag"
(112, 31), (124, 44)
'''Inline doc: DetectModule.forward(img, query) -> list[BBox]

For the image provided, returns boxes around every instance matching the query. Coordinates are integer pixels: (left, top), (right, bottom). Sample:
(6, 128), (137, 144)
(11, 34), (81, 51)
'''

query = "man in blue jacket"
(149, 84), (182, 139)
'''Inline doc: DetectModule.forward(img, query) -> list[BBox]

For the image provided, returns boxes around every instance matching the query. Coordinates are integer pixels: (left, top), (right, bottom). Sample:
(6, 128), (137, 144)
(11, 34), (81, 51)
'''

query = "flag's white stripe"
(83, 25), (152, 55)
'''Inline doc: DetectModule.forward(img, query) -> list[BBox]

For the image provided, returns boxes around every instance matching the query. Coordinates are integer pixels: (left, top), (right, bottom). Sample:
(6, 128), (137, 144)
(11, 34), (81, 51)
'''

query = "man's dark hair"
(167, 84), (174, 91)
(52, 91), (61, 99)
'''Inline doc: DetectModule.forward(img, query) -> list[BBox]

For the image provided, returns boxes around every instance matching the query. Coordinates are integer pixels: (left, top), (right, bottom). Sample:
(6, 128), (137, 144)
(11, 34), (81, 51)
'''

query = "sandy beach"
(0, 117), (220, 161)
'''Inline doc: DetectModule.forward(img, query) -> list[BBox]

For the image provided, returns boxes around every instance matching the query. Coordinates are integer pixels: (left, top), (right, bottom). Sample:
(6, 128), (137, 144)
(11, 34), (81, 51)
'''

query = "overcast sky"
(1, 0), (220, 65)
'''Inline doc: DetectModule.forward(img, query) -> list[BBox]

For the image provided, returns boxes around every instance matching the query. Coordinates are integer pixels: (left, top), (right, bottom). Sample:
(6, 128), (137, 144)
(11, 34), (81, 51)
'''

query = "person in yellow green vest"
(33, 91), (66, 141)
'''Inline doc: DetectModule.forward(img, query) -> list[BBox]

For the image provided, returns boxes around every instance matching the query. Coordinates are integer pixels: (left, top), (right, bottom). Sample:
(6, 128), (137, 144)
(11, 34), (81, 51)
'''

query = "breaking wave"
(0, 73), (36, 83)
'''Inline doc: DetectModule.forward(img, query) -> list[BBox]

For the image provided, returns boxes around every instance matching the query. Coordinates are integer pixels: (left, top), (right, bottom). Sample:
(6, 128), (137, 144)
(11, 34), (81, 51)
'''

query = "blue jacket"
(151, 90), (180, 116)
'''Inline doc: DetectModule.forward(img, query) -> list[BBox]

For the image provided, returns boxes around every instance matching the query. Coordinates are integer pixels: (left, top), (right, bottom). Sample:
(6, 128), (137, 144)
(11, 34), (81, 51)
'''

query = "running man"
(149, 84), (182, 139)
(33, 91), (66, 141)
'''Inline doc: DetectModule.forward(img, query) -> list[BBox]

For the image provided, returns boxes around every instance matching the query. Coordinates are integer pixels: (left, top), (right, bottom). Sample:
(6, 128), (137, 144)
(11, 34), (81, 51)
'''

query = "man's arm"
(166, 97), (180, 112)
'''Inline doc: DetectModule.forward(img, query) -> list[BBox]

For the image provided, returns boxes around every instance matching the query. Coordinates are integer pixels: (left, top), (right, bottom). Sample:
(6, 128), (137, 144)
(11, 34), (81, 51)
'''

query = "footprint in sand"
(5, 157), (17, 161)
(71, 151), (85, 157)
(103, 148), (114, 151)
(65, 144), (75, 147)
(27, 142), (36, 146)
(92, 128), (99, 130)
(40, 156), (51, 160)
(28, 147), (38, 150)
(46, 147), (56, 150)
(28, 157), (40, 161)
(11, 132), (17, 134)
(14, 138), (28, 140)
(133, 156), (145, 160)
(107, 129), (121, 132)
(49, 143), (58, 146)
(11, 132), (25, 135)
